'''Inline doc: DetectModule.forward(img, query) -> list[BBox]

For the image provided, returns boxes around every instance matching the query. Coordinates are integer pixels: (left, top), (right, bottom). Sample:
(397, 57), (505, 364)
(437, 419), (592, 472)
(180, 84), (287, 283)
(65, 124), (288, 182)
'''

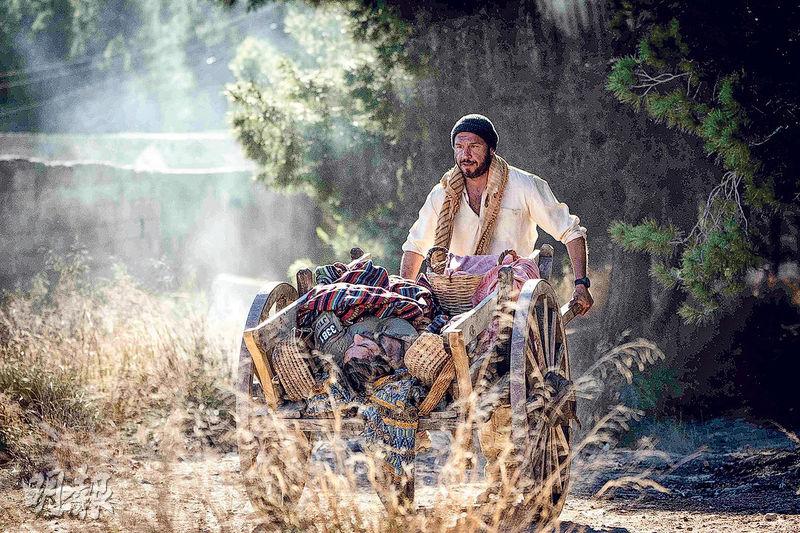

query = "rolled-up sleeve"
(402, 184), (444, 255)
(527, 175), (587, 244)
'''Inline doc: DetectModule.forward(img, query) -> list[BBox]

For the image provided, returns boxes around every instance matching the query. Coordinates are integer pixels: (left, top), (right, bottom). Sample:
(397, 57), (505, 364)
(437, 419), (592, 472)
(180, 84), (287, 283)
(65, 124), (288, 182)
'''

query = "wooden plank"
(244, 297), (304, 356)
(538, 244), (554, 281)
(441, 291), (497, 346)
(296, 268), (314, 297)
(469, 266), (512, 388)
(450, 330), (473, 445)
(496, 266), (514, 333)
(560, 301), (580, 327)
(249, 411), (462, 432)
(425, 410), (459, 420)
(447, 330), (473, 409)
(252, 408), (460, 420)
(510, 282), (534, 452)
(243, 329), (279, 409)
(240, 282), (297, 411)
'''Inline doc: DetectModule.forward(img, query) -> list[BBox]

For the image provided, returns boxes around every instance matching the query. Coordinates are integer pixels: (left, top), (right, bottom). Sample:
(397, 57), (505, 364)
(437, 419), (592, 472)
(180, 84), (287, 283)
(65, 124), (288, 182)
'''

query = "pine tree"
(606, 2), (799, 322)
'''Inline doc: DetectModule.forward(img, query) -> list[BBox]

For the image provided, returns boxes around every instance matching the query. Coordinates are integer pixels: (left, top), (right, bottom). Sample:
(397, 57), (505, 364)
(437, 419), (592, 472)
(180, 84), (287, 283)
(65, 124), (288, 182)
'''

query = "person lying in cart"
(399, 113), (594, 317)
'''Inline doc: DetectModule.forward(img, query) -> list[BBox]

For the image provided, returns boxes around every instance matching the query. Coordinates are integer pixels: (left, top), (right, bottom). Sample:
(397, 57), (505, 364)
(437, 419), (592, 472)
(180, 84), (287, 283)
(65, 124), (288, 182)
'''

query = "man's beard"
(458, 153), (492, 179)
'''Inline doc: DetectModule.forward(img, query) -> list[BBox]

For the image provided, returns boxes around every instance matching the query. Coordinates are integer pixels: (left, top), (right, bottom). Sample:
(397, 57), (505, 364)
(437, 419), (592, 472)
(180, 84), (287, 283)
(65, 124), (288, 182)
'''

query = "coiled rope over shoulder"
(430, 153), (510, 270)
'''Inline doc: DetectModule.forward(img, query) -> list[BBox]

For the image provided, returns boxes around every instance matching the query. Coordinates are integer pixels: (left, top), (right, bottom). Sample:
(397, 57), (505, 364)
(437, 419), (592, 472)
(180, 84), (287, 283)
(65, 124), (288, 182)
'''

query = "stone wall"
(0, 157), (320, 289)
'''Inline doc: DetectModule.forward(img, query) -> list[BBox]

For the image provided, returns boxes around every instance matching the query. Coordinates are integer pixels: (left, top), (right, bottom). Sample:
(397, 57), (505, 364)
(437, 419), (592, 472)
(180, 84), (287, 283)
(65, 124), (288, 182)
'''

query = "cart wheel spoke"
(551, 430), (564, 494)
(541, 297), (550, 365)
(549, 307), (557, 369)
(554, 425), (570, 457)
(527, 306), (546, 371)
(528, 308), (547, 373)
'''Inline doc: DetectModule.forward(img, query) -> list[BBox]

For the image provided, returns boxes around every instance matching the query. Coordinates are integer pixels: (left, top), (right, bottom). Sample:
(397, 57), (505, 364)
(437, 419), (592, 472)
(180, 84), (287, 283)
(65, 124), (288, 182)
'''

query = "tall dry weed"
(236, 317), (666, 532)
(1, 254), (670, 532)
(0, 253), (234, 473)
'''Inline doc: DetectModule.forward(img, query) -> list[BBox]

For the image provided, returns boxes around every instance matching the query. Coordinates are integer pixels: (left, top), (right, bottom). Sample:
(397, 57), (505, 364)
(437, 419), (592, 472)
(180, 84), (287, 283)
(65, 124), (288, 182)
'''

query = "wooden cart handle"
(560, 301), (582, 326)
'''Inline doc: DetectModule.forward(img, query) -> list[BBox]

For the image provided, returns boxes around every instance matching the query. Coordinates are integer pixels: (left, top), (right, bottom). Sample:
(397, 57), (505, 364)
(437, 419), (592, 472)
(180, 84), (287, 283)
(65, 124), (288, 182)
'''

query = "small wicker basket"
(404, 332), (450, 386)
(425, 246), (518, 315)
(272, 334), (316, 401)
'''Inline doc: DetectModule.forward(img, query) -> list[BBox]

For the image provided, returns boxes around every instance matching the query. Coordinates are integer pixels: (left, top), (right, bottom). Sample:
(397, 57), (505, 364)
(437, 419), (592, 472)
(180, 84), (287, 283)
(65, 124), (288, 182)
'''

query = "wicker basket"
(404, 332), (450, 386)
(272, 335), (316, 401)
(425, 246), (518, 315)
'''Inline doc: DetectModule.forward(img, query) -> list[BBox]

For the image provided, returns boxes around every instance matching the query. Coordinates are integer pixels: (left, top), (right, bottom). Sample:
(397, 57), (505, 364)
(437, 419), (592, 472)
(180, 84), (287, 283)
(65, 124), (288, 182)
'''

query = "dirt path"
(3, 438), (798, 533)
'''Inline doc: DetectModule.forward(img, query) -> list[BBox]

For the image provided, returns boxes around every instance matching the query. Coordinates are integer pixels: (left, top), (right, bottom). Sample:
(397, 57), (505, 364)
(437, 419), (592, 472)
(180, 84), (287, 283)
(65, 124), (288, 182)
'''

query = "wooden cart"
(237, 245), (580, 527)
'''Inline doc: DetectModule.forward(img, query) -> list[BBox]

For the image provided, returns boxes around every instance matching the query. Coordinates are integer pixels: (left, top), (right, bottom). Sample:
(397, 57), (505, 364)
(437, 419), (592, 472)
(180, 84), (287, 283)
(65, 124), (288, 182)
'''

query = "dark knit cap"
(450, 114), (499, 150)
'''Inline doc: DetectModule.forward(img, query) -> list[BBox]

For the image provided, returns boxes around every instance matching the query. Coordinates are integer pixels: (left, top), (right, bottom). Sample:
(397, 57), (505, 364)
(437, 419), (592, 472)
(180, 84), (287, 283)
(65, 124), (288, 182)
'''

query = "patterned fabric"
(426, 314), (450, 334)
(297, 261), (436, 329)
(315, 258), (388, 287)
(314, 262), (348, 285)
(299, 260), (435, 480)
(302, 369), (424, 479)
(338, 260), (390, 287)
(304, 375), (354, 417)
(361, 370), (426, 478)
(443, 253), (502, 276)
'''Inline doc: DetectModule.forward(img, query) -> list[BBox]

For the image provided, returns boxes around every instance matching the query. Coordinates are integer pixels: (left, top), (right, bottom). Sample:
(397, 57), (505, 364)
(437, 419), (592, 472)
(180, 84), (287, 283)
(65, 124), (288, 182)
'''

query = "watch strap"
(574, 276), (591, 288)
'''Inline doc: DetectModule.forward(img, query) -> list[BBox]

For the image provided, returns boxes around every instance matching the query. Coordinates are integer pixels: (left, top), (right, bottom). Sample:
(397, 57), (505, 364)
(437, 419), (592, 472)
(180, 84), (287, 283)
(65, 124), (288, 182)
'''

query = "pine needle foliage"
(606, 2), (799, 323)
(609, 219), (677, 256)
(225, 3), (414, 266)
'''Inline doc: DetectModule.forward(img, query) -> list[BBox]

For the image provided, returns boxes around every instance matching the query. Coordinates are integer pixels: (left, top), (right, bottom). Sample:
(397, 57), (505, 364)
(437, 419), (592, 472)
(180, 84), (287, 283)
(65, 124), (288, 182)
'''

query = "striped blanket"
(298, 260), (438, 329)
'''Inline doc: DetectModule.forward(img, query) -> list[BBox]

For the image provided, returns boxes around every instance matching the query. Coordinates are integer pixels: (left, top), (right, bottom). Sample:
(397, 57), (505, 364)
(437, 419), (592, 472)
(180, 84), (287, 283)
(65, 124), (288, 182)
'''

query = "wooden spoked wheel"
(507, 279), (574, 528)
(236, 282), (311, 517)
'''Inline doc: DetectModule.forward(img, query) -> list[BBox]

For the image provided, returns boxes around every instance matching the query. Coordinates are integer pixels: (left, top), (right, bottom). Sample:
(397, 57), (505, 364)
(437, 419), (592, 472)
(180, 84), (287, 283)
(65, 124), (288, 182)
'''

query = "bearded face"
(453, 132), (493, 179)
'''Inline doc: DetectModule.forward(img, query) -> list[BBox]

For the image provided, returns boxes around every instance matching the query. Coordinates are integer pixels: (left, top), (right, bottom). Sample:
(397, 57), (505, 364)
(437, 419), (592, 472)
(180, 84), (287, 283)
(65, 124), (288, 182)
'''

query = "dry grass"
(0, 253), (234, 475)
(0, 254), (667, 532)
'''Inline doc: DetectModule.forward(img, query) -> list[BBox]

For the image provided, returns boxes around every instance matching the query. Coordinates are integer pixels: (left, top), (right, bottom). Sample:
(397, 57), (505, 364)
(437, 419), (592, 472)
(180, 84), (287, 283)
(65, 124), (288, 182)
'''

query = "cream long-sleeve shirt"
(402, 165), (586, 258)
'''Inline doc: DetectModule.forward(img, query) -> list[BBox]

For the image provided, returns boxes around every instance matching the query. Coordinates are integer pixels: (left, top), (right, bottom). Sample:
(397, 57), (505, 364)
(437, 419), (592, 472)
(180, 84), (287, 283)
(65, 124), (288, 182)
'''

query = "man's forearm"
(565, 236), (588, 279)
(400, 250), (424, 279)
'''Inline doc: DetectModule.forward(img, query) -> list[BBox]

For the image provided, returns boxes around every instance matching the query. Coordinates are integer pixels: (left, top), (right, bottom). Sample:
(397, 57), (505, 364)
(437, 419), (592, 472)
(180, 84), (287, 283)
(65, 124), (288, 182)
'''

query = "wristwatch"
(574, 276), (591, 288)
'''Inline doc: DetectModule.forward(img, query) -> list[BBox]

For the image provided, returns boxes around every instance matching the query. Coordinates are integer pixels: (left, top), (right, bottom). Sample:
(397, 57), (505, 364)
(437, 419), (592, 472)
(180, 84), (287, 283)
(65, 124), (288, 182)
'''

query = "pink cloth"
(471, 256), (540, 306)
(443, 253), (502, 276)
(343, 334), (383, 364)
